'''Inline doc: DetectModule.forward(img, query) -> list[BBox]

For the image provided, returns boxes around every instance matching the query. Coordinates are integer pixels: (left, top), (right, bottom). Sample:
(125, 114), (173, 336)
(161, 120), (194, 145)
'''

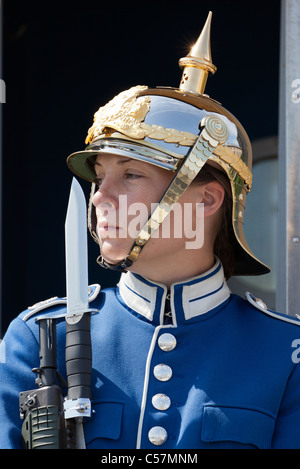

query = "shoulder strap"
(23, 284), (101, 322)
(246, 291), (300, 326)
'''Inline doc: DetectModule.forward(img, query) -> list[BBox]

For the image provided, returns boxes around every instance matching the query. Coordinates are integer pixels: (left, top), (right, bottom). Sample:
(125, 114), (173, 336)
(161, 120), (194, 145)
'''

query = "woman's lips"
(97, 222), (121, 236)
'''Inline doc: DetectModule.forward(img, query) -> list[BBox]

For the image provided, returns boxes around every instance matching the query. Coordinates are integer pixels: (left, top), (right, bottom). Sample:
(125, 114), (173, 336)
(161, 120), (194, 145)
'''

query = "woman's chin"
(99, 241), (131, 265)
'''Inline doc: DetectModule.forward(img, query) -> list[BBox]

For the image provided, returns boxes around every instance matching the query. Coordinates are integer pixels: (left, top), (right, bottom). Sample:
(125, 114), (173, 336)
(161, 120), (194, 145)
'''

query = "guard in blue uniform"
(1, 13), (300, 449)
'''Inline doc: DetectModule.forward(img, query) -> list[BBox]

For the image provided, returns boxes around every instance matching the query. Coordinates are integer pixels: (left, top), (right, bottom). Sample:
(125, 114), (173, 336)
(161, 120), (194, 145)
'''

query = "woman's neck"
(129, 248), (215, 288)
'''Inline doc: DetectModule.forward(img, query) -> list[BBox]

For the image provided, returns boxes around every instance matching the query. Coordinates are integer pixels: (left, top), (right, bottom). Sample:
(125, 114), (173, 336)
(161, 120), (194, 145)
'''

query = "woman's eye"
(93, 172), (143, 188)
(125, 172), (142, 180)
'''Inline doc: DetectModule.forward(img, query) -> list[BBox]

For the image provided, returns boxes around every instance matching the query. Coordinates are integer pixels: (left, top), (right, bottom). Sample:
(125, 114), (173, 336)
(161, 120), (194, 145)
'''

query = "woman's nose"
(92, 178), (119, 209)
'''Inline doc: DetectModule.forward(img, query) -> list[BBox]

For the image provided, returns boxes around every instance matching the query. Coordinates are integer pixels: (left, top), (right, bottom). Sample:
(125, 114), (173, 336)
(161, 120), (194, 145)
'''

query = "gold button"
(148, 426), (168, 445)
(158, 333), (177, 352)
(255, 298), (267, 310)
(153, 364), (173, 381)
(152, 393), (171, 411)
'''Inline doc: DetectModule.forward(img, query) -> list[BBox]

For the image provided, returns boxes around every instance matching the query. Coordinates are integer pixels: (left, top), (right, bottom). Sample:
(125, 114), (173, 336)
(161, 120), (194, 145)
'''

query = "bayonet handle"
(65, 313), (92, 400)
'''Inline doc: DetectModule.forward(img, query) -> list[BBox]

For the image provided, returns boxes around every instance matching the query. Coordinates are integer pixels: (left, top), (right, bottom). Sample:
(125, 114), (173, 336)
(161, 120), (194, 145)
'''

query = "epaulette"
(246, 291), (300, 326)
(22, 284), (101, 322)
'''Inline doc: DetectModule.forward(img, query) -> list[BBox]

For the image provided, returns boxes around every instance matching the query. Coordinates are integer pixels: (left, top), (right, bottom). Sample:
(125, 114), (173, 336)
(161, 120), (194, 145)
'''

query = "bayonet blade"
(65, 177), (89, 321)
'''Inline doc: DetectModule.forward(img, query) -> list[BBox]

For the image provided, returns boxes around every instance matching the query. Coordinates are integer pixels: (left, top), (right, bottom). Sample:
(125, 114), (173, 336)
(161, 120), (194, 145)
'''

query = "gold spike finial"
(179, 11), (216, 95)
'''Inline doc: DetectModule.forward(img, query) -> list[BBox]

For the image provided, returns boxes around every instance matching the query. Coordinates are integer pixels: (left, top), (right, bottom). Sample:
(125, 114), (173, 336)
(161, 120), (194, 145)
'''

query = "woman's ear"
(197, 181), (225, 217)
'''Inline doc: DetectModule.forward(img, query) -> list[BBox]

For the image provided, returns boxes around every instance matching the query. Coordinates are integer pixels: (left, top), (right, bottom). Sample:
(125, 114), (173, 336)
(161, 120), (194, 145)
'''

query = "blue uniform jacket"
(1, 260), (300, 449)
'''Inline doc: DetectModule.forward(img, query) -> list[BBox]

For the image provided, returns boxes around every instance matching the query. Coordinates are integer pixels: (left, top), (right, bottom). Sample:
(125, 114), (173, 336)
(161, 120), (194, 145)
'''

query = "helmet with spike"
(67, 12), (270, 277)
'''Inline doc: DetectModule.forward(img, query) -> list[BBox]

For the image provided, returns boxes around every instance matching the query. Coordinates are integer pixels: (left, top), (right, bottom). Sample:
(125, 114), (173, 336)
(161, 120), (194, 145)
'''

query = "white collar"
(118, 259), (231, 325)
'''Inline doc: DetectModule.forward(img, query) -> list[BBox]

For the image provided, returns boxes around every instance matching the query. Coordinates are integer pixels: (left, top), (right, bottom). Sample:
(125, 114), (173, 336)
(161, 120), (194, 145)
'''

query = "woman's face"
(92, 153), (204, 273)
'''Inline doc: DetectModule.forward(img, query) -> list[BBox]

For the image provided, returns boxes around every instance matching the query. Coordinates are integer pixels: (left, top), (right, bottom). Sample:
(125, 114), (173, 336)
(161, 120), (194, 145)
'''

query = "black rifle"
(19, 312), (93, 449)
(19, 179), (93, 449)
(19, 316), (67, 449)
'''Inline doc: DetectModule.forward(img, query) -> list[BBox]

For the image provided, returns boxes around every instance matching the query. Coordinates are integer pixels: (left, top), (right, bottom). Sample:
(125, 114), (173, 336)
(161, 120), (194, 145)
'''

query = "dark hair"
(193, 163), (236, 279)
